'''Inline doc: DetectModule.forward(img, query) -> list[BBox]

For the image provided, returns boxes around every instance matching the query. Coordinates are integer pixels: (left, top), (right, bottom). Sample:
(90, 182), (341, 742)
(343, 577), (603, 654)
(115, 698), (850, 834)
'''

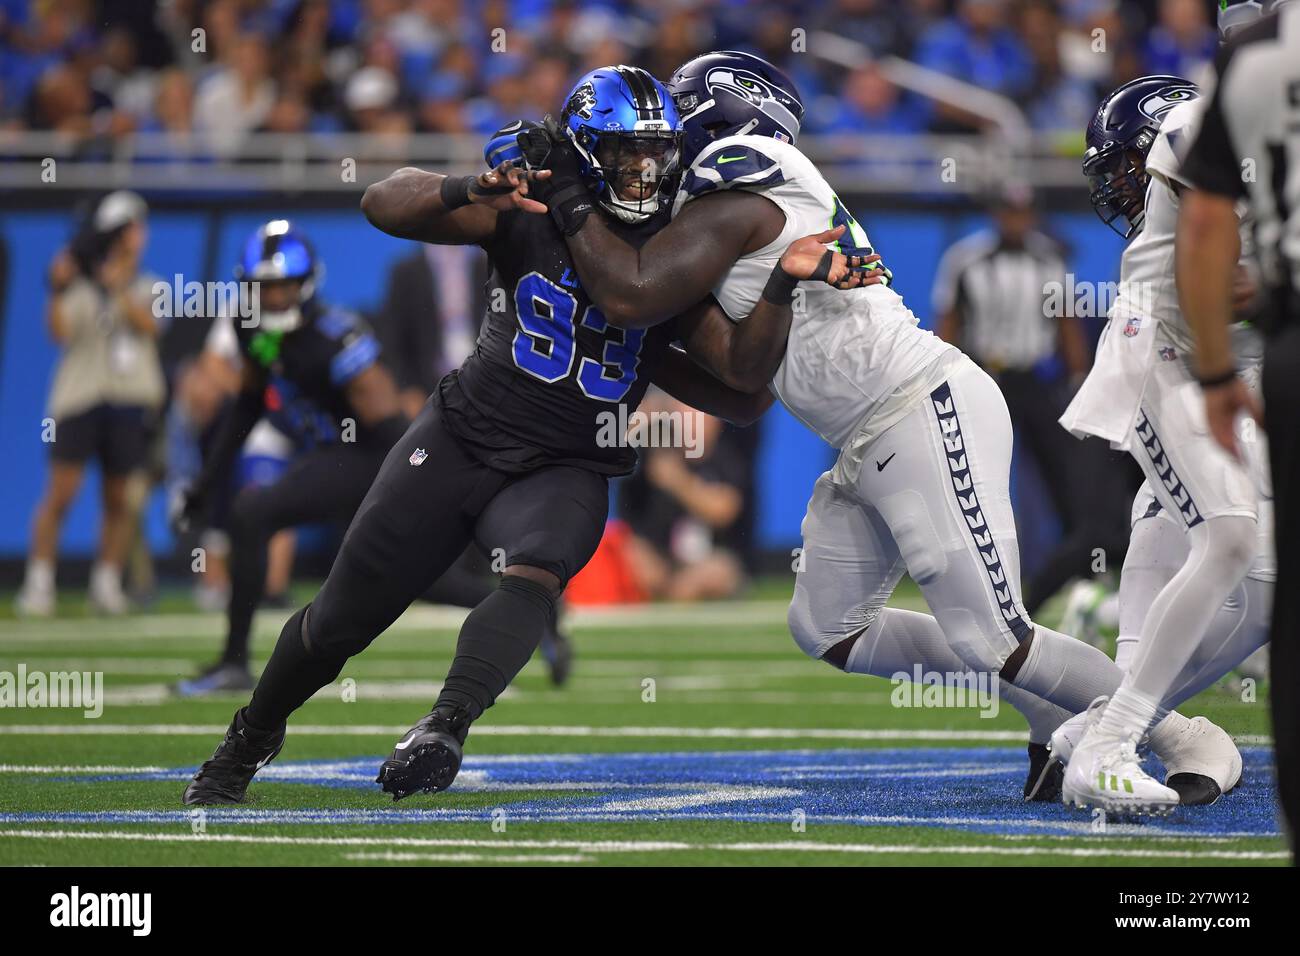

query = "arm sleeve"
(1180, 48), (1249, 200)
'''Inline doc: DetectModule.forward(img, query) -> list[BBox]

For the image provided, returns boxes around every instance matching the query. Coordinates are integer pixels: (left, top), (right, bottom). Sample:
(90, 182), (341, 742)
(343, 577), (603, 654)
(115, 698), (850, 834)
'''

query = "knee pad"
(788, 586), (884, 664)
(499, 573), (558, 617)
(933, 607), (1011, 675)
(1196, 515), (1257, 583)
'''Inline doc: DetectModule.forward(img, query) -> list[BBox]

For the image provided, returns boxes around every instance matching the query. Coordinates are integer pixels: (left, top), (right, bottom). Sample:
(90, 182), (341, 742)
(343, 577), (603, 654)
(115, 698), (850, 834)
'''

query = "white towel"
(1059, 310), (1157, 451)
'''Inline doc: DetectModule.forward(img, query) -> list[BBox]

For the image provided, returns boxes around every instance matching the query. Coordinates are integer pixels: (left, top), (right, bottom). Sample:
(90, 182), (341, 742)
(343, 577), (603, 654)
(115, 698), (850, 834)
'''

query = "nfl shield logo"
(1123, 316), (1142, 338)
(408, 448), (427, 466)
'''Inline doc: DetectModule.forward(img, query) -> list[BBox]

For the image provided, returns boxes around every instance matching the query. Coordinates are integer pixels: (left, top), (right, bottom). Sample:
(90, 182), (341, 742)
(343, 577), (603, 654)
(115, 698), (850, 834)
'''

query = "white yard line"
(0, 722), (1272, 745)
(0, 828), (1286, 860)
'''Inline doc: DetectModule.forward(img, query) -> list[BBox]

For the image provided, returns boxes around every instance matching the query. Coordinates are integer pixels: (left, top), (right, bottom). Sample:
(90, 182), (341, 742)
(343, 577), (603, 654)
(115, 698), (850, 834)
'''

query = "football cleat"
(1047, 704), (1093, 766)
(1024, 742), (1064, 802)
(182, 709), (285, 806)
(376, 704), (472, 801)
(1062, 720), (1180, 816)
(15, 582), (55, 618)
(539, 626), (574, 688)
(1153, 715), (1242, 806)
(173, 661), (256, 698)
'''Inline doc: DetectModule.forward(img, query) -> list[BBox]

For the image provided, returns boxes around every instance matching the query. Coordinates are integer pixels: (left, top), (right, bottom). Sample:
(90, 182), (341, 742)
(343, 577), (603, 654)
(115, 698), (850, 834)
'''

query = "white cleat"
(15, 583), (56, 618)
(1062, 726), (1180, 816)
(1153, 716), (1242, 806)
(1048, 708), (1089, 766)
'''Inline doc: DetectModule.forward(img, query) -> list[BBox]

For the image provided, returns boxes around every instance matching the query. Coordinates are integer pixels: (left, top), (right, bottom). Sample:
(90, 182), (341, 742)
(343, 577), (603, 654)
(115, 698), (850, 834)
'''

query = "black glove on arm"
(516, 117), (596, 236)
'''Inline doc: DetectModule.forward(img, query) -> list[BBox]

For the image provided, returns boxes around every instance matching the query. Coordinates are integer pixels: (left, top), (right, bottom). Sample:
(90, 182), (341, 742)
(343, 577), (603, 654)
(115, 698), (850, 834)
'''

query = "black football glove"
(516, 115), (596, 236)
(168, 482), (206, 536)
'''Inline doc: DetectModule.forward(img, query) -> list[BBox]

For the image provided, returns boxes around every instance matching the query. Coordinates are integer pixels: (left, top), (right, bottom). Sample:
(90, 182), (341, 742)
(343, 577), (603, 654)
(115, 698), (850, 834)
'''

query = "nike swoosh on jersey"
(716, 154), (748, 164)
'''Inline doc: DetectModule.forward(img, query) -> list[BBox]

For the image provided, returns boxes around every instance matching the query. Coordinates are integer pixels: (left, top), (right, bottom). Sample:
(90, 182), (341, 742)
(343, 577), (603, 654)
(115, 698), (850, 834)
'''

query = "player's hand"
(779, 226), (888, 290)
(468, 160), (551, 215)
(1203, 376), (1264, 463)
(48, 249), (77, 293)
(168, 483), (205, 536)
(516, 117), (588, 200)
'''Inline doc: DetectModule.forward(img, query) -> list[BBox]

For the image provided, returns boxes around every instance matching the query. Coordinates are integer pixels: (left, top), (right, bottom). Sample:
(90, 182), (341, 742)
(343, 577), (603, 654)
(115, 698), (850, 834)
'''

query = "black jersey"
(437, 208), (676, 476)
(232, 302), (382, 451)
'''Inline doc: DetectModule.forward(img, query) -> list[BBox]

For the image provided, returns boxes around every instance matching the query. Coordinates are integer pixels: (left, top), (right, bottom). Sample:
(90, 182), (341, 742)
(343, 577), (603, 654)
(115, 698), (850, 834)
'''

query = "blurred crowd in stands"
(2, 0), (1223, 159)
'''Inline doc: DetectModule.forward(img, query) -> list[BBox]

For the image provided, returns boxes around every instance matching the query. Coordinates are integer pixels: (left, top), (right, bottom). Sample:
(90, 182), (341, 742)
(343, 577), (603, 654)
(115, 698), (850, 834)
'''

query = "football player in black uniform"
(181, 66), (876, 805)
(172, 222), (501, 695)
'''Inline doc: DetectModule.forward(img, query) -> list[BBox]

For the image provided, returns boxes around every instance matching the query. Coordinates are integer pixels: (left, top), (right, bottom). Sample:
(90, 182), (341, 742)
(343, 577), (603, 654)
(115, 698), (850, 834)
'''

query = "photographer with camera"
(16, 191), (164, 616)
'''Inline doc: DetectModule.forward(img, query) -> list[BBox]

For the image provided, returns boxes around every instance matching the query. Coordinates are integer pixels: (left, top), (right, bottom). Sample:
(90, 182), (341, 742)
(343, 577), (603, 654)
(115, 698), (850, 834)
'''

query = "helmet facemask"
(1082, 135), (1153, 240)
(573, 128), (683, 224)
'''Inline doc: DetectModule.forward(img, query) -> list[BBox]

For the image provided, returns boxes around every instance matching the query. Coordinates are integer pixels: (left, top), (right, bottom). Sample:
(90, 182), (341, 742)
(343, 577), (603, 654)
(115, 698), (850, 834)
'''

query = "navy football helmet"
(667, 51), (804, 168)
(234, 219), (322, 332)
(1082, 75), (1199, 239)
(557, 65), (683, 224)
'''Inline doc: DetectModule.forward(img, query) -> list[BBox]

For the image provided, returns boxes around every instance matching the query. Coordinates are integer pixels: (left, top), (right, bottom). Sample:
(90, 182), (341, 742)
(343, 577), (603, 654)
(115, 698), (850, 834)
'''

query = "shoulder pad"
(315, 307), (363, 341)
(680, 137), (787, 202)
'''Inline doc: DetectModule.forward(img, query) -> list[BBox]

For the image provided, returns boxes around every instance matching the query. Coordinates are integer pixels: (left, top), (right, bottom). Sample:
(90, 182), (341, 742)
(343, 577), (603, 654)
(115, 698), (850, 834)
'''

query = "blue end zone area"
(1, 747), (1281, 838)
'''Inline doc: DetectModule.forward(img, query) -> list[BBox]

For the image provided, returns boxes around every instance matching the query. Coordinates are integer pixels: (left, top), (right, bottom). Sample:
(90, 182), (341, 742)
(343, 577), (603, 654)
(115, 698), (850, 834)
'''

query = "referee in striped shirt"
(1176, 1), (1300, 857)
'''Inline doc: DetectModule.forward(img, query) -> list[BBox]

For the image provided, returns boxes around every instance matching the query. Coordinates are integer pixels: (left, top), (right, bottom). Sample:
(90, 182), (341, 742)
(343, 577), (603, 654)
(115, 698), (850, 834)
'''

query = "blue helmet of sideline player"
(556, 65), (683, 224)
(1082, 75), (1199, 240)
(234, 219), (322, 333)
(667, 50), (804, 168)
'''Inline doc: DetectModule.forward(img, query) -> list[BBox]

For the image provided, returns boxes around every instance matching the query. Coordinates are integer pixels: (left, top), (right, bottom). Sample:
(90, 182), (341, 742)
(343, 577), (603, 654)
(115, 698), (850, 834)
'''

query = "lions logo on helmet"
(567, 82), (597, 121)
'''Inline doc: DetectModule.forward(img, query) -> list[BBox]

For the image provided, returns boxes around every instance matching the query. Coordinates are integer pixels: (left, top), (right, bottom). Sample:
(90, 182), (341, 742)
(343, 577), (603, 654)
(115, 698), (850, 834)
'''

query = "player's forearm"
(720, 295), (793, 392)
(361, 168), (490, 245)
(650, 346), (774, 427)
(194, 386), (263, 497)
(1177, 190), (1240, 379)
(564, 218), (673, 328)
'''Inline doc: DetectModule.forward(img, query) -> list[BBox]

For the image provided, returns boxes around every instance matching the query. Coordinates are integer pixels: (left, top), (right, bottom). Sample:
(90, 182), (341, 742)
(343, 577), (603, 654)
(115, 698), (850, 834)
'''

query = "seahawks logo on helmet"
(1137, 85), (1197, 122)
(704, 67), (800, 135)
(566, 82), (598, 121)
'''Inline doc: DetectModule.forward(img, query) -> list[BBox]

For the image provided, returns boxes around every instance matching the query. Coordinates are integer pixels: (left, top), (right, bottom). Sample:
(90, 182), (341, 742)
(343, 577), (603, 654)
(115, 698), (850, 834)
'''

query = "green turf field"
(0, 580), (1286, 866)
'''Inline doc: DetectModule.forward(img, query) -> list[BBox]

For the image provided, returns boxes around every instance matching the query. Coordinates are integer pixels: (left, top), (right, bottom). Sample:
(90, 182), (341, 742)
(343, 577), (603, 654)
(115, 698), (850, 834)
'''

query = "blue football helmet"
(557, 65), (683, 224)
(1082, 75), (1199, 239)
(234, 219), (322, 332)
(667, 51), (804, 168)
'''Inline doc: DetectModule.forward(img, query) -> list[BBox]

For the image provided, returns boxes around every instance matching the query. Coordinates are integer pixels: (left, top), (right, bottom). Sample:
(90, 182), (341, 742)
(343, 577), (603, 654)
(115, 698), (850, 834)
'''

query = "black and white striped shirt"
(1182, 5), (1300, 326)
(931, 229), (1068, 371)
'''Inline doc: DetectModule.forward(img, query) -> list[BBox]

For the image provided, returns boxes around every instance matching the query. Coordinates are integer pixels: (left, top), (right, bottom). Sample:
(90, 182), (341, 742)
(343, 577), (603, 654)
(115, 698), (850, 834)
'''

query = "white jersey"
(672, 134), (958, 450)
(1061, 100), (1255, 447)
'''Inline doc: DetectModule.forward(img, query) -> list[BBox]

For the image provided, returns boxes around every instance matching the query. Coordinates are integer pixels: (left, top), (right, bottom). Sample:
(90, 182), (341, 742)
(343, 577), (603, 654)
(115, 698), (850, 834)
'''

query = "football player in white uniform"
(516, 51), (1240, 804)
(1057, 72), (1274, 813)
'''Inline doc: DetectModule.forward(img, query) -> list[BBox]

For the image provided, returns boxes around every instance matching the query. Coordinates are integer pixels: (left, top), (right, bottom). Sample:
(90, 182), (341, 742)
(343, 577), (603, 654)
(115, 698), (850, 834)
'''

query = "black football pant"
(996, 370), (1135, 612)
(223, 439), (497, 667)
(1264, 324), (1300, 860)
(244, 398), (608, 728)
(224, 443), (382, 666)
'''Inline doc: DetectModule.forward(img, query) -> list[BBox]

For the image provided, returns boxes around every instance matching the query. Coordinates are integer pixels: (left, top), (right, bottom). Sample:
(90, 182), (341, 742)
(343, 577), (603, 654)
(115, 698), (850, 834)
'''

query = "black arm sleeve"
(193, 386), (264, 498)
(1181, 45), (1249, 200)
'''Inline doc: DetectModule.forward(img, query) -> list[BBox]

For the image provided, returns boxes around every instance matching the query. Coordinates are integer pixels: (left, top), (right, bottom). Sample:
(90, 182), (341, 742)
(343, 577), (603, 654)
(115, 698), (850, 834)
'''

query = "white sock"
(1126, 516), (1255, 704)
(1011, 625), (1124, 714)
(91, 561), (122, 592)
(1000, 683), (1072, 745)
(1115, 633), (1139, 672)
(1095, 682), (1162, 742)
(24, 558), (54, 591)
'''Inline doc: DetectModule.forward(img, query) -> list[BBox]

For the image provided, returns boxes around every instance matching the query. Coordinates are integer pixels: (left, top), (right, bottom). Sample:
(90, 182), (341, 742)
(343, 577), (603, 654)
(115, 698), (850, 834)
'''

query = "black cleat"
(539, 627), (574, 687)
(1024, 742), (1064, 802)
(376, 705), (472, 801)
(1167, 772), (1224, 806)
(182, 709), (285, 806)
(173, 660), (255, 698)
